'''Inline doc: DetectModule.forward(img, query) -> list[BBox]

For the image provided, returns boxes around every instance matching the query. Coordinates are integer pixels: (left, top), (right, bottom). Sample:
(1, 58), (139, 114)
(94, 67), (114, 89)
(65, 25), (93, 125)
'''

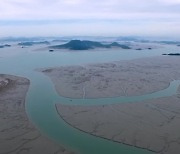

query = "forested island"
(18, 41), (50, 46)
(49, 40), (131, 50)
(0, 44), (11, 48)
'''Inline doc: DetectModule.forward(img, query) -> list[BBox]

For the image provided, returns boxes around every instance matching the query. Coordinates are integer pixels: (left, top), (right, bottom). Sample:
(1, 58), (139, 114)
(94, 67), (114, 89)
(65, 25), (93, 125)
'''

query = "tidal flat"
(42, 56), (180, 99)
(0, 74), (75, 154)
(42, 56), (180, 154)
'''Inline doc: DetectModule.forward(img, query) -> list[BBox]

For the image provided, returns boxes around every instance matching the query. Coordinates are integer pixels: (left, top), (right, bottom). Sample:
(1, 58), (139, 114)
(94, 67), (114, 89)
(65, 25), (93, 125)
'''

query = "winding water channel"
(0, 45), (180, 154)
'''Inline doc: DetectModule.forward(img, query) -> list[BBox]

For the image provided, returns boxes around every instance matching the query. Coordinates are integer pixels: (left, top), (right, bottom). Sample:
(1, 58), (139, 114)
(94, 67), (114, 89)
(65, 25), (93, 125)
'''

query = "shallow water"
(0, 44), (179, 154)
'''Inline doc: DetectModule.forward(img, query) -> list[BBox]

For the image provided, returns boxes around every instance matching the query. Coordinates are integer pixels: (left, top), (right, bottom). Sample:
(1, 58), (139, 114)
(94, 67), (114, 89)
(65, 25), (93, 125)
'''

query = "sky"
(0, 0), (180, 38)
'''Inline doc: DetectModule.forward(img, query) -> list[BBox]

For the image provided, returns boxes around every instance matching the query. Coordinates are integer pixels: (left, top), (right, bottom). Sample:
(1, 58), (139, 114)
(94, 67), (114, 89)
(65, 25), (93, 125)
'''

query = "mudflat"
(0, 74), (75, 154)
(56, 95), (180, 154)
(42, 56), (180, 99)
(42, 56), (180, 154)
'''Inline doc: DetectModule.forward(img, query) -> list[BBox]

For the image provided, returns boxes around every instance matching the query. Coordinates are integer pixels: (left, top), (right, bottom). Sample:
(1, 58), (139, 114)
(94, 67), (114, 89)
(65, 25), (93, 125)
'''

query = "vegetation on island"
(18, 41), (50, 46)
(49, 40), (131, 50)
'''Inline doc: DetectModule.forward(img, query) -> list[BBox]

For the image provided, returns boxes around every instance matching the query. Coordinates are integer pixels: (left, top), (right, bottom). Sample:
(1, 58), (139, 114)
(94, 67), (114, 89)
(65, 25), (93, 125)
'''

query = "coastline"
(0, 74), (75, 154)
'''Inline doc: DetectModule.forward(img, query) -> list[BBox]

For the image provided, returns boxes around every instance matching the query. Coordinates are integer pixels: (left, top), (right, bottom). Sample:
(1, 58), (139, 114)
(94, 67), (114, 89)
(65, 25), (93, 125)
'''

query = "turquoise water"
(0, 45), (179, 154)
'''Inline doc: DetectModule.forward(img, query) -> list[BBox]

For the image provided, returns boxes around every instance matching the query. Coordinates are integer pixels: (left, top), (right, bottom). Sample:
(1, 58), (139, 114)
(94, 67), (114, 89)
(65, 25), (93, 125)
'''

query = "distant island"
(136, 48), (142, 50)
(49, 40), (131, 50)
(0, 44), (11, 48)
(18, 41), (50, 46)
(162, 53), (180, 56)
(159, 41), (180, 45)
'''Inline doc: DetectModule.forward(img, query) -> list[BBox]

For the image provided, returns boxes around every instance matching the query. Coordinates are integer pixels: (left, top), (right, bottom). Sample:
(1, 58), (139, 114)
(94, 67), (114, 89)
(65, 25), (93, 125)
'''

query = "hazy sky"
(0, 0), (180, 38)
